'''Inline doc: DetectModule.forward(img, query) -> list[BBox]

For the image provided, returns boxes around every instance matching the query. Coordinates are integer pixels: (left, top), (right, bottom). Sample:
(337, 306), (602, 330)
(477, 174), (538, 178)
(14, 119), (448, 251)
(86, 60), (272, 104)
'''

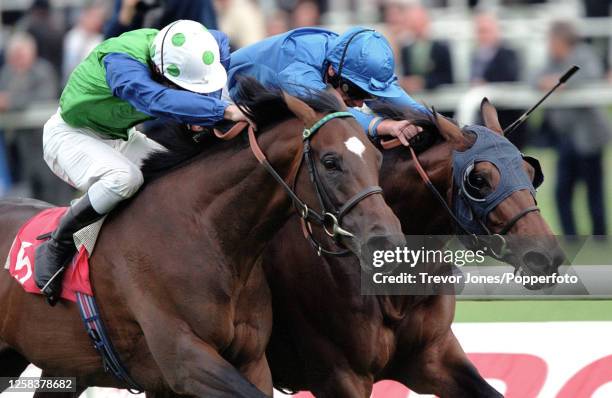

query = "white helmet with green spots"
(151, 20), (227, 94)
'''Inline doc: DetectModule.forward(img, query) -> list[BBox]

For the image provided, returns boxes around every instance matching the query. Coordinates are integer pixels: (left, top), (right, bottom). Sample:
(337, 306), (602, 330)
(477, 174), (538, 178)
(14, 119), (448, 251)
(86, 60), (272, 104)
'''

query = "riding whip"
(503, 65), (580, 135)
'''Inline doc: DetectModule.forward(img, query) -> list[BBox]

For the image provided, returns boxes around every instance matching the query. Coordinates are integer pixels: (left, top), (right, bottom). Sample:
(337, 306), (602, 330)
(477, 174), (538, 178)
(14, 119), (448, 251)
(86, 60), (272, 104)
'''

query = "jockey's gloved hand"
(377, 119), (423, 146)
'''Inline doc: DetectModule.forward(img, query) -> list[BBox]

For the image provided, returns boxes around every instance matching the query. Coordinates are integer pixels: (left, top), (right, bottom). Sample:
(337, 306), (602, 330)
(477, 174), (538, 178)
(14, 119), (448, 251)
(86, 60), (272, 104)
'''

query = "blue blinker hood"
(452, 125), (541, 234)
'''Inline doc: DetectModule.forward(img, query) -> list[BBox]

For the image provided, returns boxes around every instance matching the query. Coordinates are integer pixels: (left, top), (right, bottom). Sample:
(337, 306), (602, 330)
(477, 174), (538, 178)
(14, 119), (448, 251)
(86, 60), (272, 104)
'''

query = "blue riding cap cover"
(326, 27), (402, 99)
(452, 125), (538, 234)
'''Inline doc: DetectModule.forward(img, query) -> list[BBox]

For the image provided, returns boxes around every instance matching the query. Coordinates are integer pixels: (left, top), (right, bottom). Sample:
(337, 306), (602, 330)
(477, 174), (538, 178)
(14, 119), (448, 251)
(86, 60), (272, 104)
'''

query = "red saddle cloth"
(6, 207), (93, 302)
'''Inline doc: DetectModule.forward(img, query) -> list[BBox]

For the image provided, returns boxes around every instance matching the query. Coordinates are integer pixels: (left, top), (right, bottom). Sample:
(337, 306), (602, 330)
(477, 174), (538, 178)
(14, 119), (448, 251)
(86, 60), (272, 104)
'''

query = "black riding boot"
(35, 194), (103, 306)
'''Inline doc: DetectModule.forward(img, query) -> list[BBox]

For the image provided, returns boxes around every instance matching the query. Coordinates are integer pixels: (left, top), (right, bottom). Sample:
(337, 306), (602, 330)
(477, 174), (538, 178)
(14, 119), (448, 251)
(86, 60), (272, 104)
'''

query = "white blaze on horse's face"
(344, 136), (366, 160)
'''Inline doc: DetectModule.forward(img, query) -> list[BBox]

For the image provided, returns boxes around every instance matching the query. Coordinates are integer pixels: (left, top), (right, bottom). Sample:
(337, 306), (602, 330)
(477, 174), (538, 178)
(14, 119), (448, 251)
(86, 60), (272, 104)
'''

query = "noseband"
(247, 112), (383, 256)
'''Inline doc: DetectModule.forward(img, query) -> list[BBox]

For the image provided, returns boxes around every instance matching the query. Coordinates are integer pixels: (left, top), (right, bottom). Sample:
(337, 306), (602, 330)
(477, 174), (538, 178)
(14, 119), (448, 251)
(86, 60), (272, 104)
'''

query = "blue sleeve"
(104, 53), (227, 126)
(347, 108), (377, 137)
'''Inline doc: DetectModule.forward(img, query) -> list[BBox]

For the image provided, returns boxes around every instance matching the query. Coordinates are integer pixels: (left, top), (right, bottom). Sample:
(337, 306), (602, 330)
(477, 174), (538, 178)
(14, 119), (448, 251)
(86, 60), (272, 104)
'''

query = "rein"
(220, 114), (383, 257)
(381, 138), (539, 261)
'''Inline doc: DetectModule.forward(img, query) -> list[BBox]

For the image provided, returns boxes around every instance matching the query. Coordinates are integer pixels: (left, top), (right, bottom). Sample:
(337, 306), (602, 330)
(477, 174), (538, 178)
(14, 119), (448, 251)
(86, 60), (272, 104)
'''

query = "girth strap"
(76, 292), (143, 394)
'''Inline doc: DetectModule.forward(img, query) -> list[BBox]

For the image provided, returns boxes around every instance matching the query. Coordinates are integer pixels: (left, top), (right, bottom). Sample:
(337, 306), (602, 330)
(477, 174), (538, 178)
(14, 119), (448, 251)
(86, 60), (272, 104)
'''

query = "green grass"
(455, 300), (612, 322)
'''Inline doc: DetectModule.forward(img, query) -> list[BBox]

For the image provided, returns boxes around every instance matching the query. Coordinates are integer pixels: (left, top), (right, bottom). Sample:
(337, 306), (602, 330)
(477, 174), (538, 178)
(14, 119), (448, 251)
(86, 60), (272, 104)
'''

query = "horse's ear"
(432, 108), (464, 147)
(282, 92), (319, 127)
(480, 98), (503, 135)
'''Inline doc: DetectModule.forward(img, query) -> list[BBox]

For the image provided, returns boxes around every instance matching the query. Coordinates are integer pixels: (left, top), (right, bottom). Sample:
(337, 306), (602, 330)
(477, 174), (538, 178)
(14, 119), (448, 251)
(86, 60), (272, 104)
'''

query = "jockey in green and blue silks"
(227, 27), (427, 145)
(35, 20), (246, 306)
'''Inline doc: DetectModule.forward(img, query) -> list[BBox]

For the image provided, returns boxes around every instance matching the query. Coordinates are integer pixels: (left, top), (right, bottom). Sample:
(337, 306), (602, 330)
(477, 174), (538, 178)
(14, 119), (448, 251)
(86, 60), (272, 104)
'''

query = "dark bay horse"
(0, 80), (405, 397)
(264, 100), (565, 397)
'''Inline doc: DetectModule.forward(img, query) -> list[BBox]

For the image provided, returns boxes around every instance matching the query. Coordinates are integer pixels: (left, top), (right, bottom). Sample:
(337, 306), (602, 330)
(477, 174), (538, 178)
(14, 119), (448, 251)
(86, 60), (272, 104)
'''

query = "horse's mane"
(140, 122), (211, 181)
(370, 102), (434, 125)
(233, 77), (342, 130)
(140, 77), (342, 181)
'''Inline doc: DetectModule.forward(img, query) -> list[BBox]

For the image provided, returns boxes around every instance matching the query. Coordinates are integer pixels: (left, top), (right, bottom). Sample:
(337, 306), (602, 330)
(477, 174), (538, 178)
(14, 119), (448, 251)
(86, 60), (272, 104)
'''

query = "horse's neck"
(367, 142), (456, 320)
(382, 142), (455, 235)
(148, 120), (302, 276)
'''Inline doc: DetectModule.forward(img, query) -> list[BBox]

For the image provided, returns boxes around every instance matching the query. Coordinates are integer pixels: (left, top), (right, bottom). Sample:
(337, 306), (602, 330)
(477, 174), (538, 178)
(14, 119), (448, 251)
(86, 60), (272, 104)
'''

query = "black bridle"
(248, 112), (383, 257)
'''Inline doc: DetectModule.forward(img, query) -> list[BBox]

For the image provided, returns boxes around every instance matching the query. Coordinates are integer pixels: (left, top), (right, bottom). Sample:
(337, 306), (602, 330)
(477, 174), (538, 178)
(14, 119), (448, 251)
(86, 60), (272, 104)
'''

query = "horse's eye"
(464, 171), (489, 200)
(321, 155), (340, 171)
(469, 173), (487, 188)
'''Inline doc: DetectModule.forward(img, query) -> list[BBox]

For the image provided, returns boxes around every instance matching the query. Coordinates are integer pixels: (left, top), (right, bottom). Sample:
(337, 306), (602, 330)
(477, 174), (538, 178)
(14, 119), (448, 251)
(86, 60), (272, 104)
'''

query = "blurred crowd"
(0, 0), (611, 235)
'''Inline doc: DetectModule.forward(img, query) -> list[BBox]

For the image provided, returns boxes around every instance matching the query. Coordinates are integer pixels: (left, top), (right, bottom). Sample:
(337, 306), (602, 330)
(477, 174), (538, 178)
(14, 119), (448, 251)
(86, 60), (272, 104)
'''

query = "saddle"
(5, 207), (142, 391)
(6, 207), (93, 302)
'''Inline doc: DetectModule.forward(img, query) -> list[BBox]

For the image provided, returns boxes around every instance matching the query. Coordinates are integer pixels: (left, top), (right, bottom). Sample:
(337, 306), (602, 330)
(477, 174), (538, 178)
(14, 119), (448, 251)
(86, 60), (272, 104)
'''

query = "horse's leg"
(385, 295), (502, 398)
(131, 259), (272, 397)
(0, 343), (30, 391)
(392, 330), (502, 398)
(238, 354), (272, 396)
(312, 368), (373, 398)
(137, 311), (269, 398)
(231, 261), (273, 396)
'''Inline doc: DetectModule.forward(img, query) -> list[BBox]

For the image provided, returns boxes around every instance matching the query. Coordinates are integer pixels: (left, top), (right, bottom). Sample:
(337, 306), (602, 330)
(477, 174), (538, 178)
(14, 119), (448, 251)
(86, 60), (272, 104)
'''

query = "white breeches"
(42, 110), (165, 214)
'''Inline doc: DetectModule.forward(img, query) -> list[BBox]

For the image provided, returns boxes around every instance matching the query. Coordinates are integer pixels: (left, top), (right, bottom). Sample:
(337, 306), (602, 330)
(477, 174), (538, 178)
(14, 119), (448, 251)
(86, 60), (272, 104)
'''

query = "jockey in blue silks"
(227, 27), (428, 145)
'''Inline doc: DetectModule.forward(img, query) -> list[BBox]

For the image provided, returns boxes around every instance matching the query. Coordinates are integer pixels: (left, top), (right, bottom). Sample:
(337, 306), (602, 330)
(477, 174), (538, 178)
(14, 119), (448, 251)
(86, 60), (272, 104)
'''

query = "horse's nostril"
(522, 251), (550, 273)
(551, 248), (566, 269)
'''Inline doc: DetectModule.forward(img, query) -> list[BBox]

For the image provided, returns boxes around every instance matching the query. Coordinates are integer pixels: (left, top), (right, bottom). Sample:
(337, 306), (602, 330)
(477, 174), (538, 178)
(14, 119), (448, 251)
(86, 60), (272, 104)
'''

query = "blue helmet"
(326, 27), (402, 99)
